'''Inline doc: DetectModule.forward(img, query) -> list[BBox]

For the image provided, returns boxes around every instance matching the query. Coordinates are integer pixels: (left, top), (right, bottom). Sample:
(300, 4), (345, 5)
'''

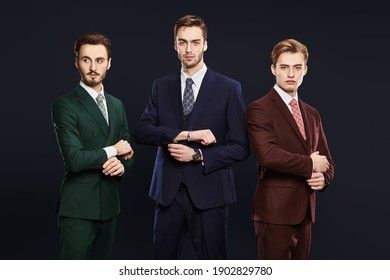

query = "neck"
(288, 92), (297, 98)
(183, 61), (204, 77)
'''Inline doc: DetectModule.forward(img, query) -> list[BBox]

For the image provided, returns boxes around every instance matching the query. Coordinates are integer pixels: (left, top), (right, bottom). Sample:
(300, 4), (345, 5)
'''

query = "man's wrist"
(323, 173), (329, 186)
(192, 148), (204, 166)
(199, 149), (204, 166)
(104, 146), (117, 159)
(173, 130), (192, 143)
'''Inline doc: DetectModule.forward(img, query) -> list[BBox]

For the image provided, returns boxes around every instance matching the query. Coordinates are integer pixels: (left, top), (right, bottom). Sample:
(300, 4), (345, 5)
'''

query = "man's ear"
(203, 40), (208, 52)
(271, 64), (276, 76)
(75, 57), (79, 69)
(107, 58), (111, 70)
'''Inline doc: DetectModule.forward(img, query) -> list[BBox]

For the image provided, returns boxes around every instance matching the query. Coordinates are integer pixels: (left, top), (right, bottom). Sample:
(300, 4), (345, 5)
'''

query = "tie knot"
(96, 94), (104, 103)
(289, 98), (298, 107)
(186, 78), (194, 86)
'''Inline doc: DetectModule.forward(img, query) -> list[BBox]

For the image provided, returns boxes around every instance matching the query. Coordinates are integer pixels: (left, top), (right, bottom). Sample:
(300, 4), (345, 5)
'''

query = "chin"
(84, 81), (98, 88)
(282, 85), (295, 92)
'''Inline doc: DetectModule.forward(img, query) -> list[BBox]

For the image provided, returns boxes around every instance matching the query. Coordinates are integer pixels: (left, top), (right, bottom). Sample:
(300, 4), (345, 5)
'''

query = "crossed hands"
(310, 151), (329, 173)
(169, 129), (216, 162)
(102, 140), (134, 176)
(308, 151), (330, 190)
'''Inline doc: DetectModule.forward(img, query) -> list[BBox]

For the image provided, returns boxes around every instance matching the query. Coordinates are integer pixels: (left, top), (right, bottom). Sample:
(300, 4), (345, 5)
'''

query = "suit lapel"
(169, 74), (185, 129)
(187, 69), (216, 130)
(104, 93), (118, 146)
(76, 85), (109, 136)
(299, 100), (313, 152)
(270, 89), (308, 152)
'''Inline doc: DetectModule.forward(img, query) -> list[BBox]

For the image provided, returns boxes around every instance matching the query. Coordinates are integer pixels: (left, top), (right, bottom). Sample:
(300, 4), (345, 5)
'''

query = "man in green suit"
(51, 32), (134, 259)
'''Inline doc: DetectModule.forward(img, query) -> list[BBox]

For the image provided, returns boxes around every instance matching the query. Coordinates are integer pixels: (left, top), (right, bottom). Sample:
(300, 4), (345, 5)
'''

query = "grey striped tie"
(96, 94), (108, 123)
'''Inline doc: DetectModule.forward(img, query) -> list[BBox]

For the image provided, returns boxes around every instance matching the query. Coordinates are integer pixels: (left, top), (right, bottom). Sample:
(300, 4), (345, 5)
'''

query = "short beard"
(82, 71), (106, 89)
(181, 53), (203, 70)
(83, 78), (100, 88)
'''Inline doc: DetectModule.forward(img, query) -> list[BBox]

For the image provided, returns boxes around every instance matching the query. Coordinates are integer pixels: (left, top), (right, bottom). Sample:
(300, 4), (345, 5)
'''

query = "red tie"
(289, 99), (306, 140)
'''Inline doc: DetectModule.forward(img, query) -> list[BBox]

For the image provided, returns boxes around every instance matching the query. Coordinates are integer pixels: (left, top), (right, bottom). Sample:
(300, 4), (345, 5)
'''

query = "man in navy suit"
(134, 15), (250, 259)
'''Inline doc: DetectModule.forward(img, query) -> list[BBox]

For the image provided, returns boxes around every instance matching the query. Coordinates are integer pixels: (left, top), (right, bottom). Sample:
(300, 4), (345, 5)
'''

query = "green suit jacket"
(52, 85), (133, 221)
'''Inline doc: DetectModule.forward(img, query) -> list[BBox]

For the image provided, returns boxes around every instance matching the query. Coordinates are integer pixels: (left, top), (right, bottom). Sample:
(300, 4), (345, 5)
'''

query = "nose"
(90, 61), (97, 71)
(185, 44), (192, 54)
(288, 67), (294, 78)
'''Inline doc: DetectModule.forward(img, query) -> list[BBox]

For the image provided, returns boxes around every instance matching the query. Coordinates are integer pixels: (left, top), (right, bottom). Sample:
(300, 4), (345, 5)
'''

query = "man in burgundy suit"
(246, 38), (335, 259)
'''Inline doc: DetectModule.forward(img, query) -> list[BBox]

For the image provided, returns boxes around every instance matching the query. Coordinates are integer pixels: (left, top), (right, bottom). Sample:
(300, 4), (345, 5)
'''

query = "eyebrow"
(80, 56), (106, 60)
(178, 38), (201, 43)
(279, 63), (303, 67)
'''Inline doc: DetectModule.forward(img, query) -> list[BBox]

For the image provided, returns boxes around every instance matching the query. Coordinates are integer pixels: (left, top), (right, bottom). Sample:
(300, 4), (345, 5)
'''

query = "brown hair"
(174, 15), (208, 41)
(271, 39), (308, 66)
(74, 32), (112, 59)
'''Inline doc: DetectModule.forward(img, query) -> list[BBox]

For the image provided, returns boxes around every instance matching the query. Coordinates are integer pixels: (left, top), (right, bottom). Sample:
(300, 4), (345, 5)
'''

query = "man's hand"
(310, 151), (329, 173)
(188, 129), (216, 146)
(306, 172), (326, 191)
(113, 140), (134, 160)
(102, 157), (124, 176)
(167, 143), (194, 162)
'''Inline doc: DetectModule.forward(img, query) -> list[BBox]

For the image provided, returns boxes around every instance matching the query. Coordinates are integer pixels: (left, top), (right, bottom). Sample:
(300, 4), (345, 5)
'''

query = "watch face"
(192, 152), (202, 162)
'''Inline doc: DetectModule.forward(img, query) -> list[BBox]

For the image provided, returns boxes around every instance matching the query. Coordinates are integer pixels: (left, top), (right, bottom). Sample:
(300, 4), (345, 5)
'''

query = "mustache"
(87, 71), (100, 75)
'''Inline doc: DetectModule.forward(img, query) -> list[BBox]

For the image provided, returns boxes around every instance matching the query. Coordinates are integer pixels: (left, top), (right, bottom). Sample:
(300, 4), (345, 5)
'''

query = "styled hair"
(74, 32), (112, 59)
(174, 15), (208, 41)
(271, 39), (309, 66)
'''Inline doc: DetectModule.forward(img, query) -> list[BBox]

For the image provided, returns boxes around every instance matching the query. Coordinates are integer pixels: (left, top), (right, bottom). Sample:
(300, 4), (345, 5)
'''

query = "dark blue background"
(1, 1), (389, 259)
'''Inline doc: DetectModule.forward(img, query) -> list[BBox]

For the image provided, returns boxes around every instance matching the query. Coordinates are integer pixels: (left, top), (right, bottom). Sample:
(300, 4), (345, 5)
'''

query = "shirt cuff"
(103, 146), (117, 159)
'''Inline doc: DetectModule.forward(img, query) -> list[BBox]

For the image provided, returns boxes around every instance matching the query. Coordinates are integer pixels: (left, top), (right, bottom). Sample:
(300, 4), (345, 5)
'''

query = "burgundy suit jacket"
(246, 88), (335, 225)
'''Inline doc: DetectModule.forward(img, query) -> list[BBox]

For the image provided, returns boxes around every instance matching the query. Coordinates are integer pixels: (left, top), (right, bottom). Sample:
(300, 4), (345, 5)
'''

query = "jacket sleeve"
(134, 80), (181, 146)
(51, 98), (108, 173)
(246, 101), (313, 178)
(201, 81), (250, 174)
(117, 101), (134, 174)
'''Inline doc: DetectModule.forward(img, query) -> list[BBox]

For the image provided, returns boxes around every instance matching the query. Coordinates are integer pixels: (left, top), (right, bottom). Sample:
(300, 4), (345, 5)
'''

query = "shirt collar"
(181, 64), (207, 88)
(274, 84), (299, 107)
(79, 81), (105, 100)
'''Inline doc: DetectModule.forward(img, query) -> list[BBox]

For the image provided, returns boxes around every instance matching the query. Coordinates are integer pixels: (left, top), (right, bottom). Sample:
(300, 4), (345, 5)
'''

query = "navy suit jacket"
(134, 68), (250, 209)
